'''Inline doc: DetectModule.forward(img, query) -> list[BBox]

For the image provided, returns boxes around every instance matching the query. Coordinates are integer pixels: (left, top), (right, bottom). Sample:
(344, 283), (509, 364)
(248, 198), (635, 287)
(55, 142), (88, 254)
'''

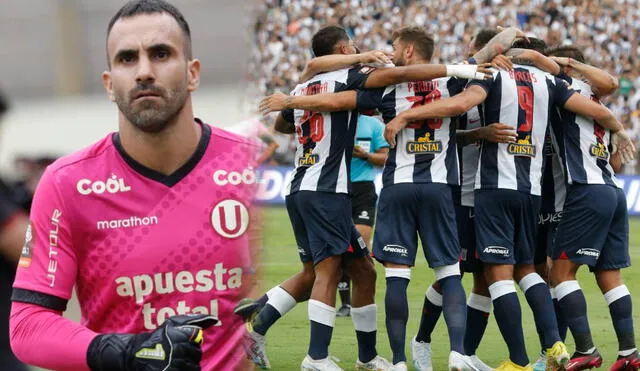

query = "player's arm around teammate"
(259, 63), (491, 116)
(549, 54), (619, 97)
(383, 77), (634, 151)
(300, 49), (394, 82)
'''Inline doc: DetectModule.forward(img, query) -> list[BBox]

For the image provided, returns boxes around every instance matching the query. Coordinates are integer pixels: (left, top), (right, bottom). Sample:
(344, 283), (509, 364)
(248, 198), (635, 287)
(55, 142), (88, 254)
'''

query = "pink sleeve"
(10, 302), (97, 371)
(13, 166), (77, 302)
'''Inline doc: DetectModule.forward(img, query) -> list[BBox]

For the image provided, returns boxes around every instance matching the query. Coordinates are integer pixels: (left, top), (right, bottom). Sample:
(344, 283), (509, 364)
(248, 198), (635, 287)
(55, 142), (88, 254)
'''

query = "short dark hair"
(512, 37), (548, 54)
(312, 26), (350, 57)
(107, 0), (192, 62)
(391, 26), (435, 60)
(473, 28), (499, 50)
(546, 45), (586, 63)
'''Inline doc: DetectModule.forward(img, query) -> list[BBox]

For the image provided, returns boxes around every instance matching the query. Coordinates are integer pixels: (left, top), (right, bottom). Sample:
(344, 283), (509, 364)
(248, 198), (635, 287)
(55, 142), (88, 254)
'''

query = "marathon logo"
(382, 244), (409, 257)
(507, 136), (536, 157)
(576, 248), (600, 258)
(589, 143), (609, 160)
(482, 246), (510, 256)
(406, 133), (442, 155)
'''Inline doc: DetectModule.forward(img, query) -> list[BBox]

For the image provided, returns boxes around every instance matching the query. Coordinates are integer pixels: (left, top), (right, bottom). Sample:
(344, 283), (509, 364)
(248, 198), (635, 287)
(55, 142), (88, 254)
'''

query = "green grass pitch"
(259, 206), (640, 370)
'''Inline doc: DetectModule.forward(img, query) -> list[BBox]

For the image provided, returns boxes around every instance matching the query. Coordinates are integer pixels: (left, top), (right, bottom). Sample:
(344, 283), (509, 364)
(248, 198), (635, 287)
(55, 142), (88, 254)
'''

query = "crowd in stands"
(249, 0), (639, 172)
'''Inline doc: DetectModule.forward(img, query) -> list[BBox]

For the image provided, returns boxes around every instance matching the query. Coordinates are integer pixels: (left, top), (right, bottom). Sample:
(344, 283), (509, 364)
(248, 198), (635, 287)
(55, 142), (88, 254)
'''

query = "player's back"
(285, 66), (372, 195)
(13, 121), (257, 370)
(473, 64), (575, 195)
(551, 77), (620, 188)
(360, 77), (463, 187)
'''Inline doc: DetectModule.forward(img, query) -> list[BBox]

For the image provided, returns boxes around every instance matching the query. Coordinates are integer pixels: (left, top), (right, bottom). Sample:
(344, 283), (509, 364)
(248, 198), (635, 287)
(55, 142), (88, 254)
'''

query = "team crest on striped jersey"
(589, 142), (609, 160)
(406, 132), (442, 154)
(507, 135), (536, 157)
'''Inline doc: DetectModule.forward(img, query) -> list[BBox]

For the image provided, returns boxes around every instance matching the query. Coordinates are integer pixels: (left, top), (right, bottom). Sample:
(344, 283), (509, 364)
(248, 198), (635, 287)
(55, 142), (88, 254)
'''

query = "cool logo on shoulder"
(77, 175), (131, 195)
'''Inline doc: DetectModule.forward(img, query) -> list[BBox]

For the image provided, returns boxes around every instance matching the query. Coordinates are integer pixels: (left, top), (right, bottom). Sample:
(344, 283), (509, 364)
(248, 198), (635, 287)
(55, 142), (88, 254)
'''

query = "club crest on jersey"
(211, 199), (249, 238)
(298, 148), (319, 167)
(18, 223), (33, 268)
(589, 143), (609, 160)
(406, 133), (442, 154)
(507, 135), (536, 157)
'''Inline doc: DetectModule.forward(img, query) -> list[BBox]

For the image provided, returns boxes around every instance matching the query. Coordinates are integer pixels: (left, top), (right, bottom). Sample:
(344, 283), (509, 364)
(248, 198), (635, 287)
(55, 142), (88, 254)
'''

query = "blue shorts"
(552, 185), (630, 271)
(372, 183), (460, 268)
(455, 205), (482, 273)
(535, 211), (562, 265)
(286, 191), (368, 265)
(475, 189), (541, 265)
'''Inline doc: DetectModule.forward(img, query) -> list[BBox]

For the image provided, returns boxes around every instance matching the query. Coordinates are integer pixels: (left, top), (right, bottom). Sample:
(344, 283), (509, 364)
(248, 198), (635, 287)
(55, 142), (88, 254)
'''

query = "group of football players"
(235, 22), (638, 371)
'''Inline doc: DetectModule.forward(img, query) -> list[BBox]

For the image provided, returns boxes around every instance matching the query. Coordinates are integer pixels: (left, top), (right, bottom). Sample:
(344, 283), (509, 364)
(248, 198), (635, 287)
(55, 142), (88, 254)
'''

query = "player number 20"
(296, 111), (325, 144)
(406, 90), (443, 129)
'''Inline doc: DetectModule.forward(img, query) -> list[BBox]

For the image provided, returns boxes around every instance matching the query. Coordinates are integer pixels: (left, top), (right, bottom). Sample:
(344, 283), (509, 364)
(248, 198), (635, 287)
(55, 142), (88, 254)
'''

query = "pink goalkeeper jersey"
(13, 120), (257, 371)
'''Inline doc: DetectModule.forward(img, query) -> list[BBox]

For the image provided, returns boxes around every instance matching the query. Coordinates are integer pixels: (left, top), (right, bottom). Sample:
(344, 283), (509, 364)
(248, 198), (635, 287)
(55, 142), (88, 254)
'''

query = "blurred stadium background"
(0, 0), (255, 175)
(0, 0), (639, 370)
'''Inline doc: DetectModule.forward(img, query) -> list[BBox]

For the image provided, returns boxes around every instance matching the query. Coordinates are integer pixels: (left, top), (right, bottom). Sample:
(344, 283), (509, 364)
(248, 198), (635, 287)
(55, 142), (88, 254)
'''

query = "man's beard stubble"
(115, 82), (189, 134)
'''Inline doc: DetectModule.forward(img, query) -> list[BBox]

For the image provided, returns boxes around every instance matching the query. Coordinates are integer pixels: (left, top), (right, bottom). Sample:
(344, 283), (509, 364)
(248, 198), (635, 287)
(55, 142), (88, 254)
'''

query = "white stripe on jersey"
(492, 73), (518, 191)
(336, 150), (349, 194)
(529, 75), (550, 196)
(393, 128), (417, 184)
(460, 106), (481, 207)
(565, 79), (620, 188)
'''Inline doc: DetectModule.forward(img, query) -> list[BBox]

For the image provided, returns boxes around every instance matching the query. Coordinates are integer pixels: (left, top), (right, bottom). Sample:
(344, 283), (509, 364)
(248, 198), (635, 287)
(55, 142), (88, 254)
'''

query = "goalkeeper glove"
(86, 314), (217, 371)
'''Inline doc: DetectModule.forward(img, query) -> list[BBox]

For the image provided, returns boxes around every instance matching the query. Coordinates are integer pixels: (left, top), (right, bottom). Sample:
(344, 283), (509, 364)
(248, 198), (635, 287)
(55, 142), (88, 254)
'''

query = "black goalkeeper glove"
(87, 314), (217, 371)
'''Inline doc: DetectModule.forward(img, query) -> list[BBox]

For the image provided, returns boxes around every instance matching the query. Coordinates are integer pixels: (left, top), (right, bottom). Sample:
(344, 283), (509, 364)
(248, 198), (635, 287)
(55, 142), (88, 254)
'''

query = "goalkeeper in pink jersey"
(9, 1), (258, 370)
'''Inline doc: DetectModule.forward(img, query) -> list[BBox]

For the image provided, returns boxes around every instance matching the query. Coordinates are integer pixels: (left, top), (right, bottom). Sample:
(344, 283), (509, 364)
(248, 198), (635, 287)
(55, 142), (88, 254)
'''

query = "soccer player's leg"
(344, 226), (392, 370)
(475, 189), (529, 369)
(298, 191), (354, 369)
(551, 185), (616, 370)
(372, 184), (419, 369)
(513, 194), (566, 370)
(417, 184), (475, 371)
(466, 272), (493, 371)
(240, 193), (315, 369)
(343, 189), (376, 318)
(594, 188), (638, 371)
(532, 212), (567, 371)
(412, 281), (441, 371)
(456, 205), (493, 370)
